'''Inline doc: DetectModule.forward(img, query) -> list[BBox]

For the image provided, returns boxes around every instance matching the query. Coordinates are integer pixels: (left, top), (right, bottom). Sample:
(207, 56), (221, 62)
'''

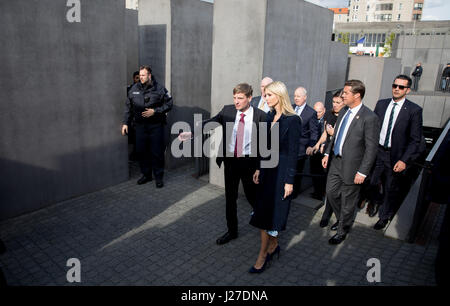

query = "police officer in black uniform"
(122, 65), (173, 188)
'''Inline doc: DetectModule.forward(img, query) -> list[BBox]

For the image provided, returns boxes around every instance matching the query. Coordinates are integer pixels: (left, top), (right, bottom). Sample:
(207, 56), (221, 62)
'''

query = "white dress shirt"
(228, 107), (254, 155)
(379, 98), (405, 147)
(294, 103), (306, 117)
(257, 97), (270, 113)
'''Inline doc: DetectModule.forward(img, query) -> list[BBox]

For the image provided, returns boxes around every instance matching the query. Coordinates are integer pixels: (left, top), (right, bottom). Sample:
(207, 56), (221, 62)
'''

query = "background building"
(334, 20), (450, 55)
(331, 7), (349, 24)
(348, 0), (425, 23)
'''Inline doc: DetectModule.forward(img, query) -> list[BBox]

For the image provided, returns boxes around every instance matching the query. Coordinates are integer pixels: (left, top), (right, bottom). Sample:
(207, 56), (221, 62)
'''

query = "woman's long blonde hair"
(264, 81), (297, 116)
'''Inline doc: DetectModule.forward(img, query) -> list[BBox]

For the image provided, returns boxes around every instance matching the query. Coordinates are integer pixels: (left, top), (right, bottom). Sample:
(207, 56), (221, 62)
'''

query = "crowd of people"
(123, 65), (424, 275)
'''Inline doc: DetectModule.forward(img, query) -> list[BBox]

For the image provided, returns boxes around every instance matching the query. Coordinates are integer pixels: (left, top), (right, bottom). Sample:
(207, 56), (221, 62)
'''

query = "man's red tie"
(234, 113), (245, 157)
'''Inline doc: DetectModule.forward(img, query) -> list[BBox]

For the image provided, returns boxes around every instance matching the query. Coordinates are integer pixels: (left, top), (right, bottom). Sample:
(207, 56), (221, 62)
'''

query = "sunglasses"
(392, 84), (409, 90)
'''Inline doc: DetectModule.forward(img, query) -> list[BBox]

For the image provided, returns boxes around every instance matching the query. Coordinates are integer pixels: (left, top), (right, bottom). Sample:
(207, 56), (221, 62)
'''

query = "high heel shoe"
(248, 256), (270, 274)
(267, 245), (280, 261)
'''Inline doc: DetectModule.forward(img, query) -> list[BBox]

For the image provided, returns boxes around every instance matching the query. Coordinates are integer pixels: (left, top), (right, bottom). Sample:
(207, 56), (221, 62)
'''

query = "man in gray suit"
(250, 77), (273, 113)
(322, 80), (380, 245)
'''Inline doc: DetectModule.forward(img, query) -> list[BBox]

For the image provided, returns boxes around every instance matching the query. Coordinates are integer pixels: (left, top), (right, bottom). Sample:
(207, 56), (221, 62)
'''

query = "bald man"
(251, 77), (273, 113)
(292, 87), (319, 198)
(309, 102), (327, 200)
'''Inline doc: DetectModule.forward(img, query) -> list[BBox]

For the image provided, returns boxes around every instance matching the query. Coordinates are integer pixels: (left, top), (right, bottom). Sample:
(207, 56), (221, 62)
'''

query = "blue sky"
(305, 0), (450, 20)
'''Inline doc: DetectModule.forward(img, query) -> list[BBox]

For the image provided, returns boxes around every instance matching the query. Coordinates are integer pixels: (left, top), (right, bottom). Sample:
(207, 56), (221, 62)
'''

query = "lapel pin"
(356, 115), (360, 119)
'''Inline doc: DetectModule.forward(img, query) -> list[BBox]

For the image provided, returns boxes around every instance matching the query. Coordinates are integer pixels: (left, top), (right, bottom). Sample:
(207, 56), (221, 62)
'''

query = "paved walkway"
(0, 163), (441, 286)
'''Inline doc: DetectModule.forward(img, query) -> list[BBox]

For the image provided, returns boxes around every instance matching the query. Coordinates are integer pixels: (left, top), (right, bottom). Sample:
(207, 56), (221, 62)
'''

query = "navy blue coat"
(250, 112), (302, 231)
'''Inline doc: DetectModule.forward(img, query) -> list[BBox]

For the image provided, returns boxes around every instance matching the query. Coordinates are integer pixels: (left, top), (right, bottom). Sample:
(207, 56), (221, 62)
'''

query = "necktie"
(333, 110), (351, 156)
(259, 100), (266, 111)
(234, 113), (245, 157)
(384, 103), (397, 148)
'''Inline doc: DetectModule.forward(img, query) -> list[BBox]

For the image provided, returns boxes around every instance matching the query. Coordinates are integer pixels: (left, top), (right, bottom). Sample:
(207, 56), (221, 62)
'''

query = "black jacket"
(442, 67), (450, 78)
(123, 78), (173, 125)
(374, 98), (423, 167)
(412, 66), (423, 77)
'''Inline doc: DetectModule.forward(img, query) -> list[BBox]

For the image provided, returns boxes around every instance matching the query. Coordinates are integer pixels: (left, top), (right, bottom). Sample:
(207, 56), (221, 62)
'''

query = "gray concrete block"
(327, 42), (348, 92)
(401, 49), (416, 68)
(408, 95), (425, 108)
(423, 96), (446, 128)
(403, 36), (417, 49)
(126, 9), (139, 83)
(415, 36), (432, 49)
(430, 35), (445, 49)
(0, 0), (128, 220)
(397, 35), (405, 50)
(419, 64), (441, 91)
(440, 49), (450, 66)
(426, 49), (444, 65)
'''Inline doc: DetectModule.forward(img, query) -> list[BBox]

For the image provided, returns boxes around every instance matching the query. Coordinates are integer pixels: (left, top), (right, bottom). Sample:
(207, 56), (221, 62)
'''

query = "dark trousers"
(370, 147), (406, 221)
(135, 123), (165, 181)
(321, 197), (334, 222)
(293, 156), (307, 196)
(413, 76), (420, 91)
(326, 156), (360, 236)
(223, 157), (257, 234)
(310, 152), (326, 197)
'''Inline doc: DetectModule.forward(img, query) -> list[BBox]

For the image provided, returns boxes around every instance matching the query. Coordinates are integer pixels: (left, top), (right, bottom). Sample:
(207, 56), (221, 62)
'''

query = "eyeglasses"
(392, 84), (409, 90)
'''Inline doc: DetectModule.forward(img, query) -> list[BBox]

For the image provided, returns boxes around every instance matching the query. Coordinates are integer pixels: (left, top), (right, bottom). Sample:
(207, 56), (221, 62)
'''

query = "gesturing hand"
(253, 170), (260, 184)
(142, 108), (155, 117)
(178, 132), (193, 142)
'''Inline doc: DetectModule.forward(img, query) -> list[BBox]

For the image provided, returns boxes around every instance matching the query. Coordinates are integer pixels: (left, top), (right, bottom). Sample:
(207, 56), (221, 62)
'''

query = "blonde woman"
(249, 81), (302, 273)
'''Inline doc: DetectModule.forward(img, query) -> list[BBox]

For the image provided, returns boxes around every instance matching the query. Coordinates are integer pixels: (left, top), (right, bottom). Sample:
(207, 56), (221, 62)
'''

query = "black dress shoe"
(367, 203), (380, 218)
(330, 221), (339, 231)
(137, 176), (152, 185)
(329, 233), (347, 245)
(319, 219), (329, 228)
(156, 181), (164, 188)
(216, 232), (238, 245)
(374, 218), (389, 230)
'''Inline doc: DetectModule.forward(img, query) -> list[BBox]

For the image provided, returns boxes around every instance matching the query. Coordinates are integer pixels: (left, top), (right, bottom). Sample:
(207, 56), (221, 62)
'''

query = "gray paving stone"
(0, 164), (442, 286)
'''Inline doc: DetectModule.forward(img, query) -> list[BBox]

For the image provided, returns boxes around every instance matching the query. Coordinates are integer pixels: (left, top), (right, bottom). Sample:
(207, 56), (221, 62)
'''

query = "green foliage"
(383, 32), (396, 57)
(338, 32), (350, 45)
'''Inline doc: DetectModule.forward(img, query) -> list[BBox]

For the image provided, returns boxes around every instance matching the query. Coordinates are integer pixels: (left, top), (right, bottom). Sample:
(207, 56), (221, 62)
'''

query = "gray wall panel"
(327, 42), (348, 92)
(139, 25), (167, 85)
(126, 9), (139, 83)
(0, 0), (128, 220)
(169, 0), (213, 168)
(263, 0), (332, 105)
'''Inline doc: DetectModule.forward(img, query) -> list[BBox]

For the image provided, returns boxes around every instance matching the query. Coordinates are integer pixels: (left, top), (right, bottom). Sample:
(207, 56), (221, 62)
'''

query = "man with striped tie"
(370, 75), (423, 230)
(322, 80), (379, 245)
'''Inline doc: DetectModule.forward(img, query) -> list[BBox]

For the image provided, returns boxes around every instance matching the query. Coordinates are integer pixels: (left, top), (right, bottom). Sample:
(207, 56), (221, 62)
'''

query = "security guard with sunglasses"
(369, 75), (423, 229)
(122, 65), (173, 188)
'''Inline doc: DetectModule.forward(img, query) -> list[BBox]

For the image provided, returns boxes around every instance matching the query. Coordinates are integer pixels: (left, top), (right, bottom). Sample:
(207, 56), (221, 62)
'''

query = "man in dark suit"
(179, 83), (267, 245)
(292, 87), (319, 198)
(370, 75), (423, 230)
(411, 62), (423, 91)
(250, 77), (273, 113)
(322, 80), (380, 245)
